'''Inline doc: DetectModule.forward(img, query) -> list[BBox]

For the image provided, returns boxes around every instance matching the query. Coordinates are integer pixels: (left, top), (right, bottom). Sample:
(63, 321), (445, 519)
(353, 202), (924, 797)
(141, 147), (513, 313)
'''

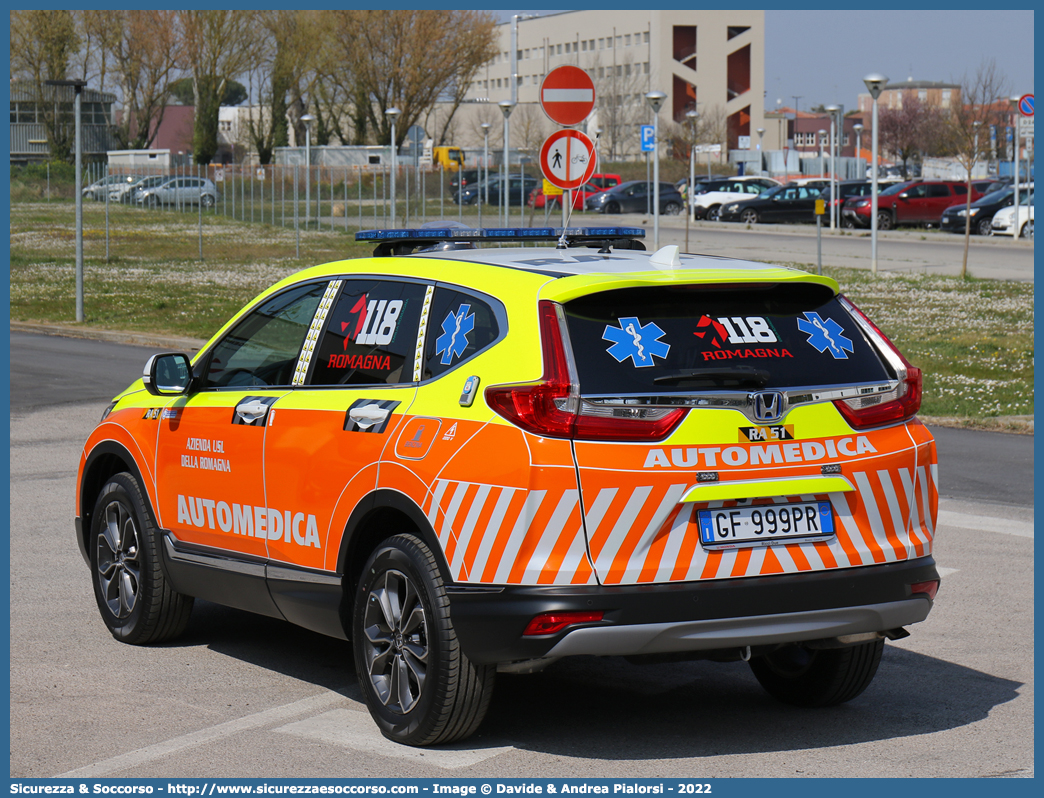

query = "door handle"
(235, 399), (271, 424)
(349, 403), (390, 430)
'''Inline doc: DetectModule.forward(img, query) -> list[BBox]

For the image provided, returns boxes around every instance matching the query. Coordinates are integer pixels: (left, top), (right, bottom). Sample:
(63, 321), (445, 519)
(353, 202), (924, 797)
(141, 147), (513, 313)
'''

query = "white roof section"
(415, 245), (790, 277)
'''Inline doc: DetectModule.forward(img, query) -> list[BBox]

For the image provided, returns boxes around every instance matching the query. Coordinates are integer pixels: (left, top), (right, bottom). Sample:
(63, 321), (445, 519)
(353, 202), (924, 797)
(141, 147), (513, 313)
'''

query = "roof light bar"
(356, 226), (647, 257)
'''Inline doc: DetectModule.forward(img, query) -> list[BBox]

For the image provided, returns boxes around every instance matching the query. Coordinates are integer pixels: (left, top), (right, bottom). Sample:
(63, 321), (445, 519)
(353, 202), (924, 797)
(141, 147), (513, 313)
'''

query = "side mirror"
(898, 192), (910, 200)
(143, 352), (194, 396)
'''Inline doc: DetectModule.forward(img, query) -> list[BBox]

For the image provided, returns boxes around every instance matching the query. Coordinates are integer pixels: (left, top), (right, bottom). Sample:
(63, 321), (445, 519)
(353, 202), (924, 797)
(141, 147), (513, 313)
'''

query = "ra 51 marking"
(739, 425), (794, 443)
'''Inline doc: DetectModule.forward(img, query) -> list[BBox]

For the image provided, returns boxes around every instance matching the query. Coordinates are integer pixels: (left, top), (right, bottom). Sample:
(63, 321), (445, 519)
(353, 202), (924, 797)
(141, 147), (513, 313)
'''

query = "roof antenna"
(649, 244), (681, 271)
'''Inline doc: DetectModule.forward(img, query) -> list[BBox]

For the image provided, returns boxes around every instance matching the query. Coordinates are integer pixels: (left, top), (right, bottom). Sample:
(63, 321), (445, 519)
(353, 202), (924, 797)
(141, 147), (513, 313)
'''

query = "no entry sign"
(540, 129), (597, 190)
(540, 65), (596, 127)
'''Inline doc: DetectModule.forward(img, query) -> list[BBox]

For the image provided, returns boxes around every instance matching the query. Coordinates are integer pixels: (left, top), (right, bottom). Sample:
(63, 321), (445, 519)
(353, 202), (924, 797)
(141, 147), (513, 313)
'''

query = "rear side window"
(927, 184), (952, 197)
(309, 279), (427, 385)
(422, 287), (503, 380)
(563, 285), (891, 394)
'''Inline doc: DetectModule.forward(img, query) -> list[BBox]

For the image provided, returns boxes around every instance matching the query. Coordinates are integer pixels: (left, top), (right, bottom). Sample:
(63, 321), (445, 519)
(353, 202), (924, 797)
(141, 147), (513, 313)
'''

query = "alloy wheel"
(95, 499), (142, 619)
(362, 568), (429, 714)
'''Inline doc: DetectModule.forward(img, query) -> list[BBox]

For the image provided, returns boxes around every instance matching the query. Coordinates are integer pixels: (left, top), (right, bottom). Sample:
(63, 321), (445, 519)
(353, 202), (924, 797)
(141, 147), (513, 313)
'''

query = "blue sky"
(497, 9), (1034, 112)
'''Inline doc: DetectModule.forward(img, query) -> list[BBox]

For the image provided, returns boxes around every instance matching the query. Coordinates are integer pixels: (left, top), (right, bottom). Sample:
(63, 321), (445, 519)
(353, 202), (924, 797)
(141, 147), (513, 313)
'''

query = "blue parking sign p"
(640, 125), (655, 152)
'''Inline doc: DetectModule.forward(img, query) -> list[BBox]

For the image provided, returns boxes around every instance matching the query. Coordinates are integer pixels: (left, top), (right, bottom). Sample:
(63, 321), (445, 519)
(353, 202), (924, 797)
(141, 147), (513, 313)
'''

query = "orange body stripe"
(442, 483), (478, 564)
(784, 543), (811, 571)
(458, 487), (503, 581)
(479, 490), (530, 583)
(537, 510), (584, 584)
(731, 548), (752, 577)
(670, 515), (701, 582)
(700, 550), (722, 579)
(637, 505), (684, 583)
(506, 493), (564, 583)
(604, 494), (666, 583)
(760, 547), (784, 575)
(813, 541), (838, 568)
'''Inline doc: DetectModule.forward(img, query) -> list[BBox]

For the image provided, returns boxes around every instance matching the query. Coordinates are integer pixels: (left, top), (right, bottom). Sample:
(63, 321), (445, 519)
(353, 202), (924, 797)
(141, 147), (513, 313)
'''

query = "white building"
(440, 9), (764, 162)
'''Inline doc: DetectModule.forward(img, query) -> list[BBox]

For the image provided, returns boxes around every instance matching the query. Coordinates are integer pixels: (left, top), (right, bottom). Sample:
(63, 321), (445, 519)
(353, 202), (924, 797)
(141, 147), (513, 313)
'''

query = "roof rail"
(355, 226), (646, 257)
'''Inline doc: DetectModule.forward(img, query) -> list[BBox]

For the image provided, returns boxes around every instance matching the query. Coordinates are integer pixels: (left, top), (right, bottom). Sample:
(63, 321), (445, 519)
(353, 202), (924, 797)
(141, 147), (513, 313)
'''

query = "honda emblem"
(751, 391), (786, 423)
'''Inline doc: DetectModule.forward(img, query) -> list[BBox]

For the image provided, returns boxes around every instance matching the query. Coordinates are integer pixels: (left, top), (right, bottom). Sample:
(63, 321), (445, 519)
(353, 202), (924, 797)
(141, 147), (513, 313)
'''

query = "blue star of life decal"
(796, 312), (854, 359)
(434, 304), (475, 365)
(602, 316), (670, 367)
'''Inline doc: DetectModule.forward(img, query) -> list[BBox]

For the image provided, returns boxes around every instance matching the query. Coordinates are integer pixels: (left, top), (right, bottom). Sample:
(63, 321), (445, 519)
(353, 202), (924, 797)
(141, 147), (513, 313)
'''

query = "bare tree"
(877, 97), (946, 178)
(82, 11), (181, 150)
(945, 59), (1011, 278)
(10, 10), (82, 161)
(179, 10), (258, 164)
(328, 10), (498, 148)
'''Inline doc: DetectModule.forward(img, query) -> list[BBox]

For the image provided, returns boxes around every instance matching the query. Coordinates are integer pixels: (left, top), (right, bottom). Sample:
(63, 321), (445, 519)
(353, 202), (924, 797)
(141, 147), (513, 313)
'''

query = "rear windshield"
(563, 284), (891, 394)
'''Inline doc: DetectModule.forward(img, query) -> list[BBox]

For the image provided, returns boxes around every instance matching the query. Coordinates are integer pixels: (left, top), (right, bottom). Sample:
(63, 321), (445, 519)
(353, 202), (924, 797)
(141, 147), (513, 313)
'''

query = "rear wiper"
(653, 366), (770, 387)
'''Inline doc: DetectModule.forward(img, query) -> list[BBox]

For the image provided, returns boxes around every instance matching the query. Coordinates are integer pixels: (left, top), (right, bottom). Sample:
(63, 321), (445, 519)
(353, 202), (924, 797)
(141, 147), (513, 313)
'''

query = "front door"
(155, 281), (329, 559)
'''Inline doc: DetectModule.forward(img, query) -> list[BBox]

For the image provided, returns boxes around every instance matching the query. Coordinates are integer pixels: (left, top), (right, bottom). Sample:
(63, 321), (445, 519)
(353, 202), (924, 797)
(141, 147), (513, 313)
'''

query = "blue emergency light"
(356, 226), (646, 257)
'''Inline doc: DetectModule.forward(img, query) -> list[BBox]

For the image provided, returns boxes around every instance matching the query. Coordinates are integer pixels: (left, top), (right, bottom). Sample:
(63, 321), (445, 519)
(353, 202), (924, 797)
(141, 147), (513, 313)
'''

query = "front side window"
(203, 282), (327, 388)
(309, 279), (427, 386)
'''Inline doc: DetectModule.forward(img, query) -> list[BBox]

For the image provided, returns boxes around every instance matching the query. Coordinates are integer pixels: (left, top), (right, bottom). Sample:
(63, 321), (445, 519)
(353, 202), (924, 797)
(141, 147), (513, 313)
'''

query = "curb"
(10, 321), (207, 351)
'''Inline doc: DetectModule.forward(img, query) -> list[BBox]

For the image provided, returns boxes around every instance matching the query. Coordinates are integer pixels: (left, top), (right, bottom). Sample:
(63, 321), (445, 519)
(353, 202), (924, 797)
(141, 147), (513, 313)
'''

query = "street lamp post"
(756, 127), (765, 176)
(825, 105), (839, 230)
(685, 109), (698, 249)
(480, 122), (490, 228)
(499, 100), (515, 227)
(46, 78), (86, 322)
(864, 73), (888, 276)
(644, 90), (667, 250)
(300, 113), (316, 228)
(853, 123), (864, 175)
(1009, 96), (1020, 218)
(385, 107), (400, 226)
(818, 129), (827, 164)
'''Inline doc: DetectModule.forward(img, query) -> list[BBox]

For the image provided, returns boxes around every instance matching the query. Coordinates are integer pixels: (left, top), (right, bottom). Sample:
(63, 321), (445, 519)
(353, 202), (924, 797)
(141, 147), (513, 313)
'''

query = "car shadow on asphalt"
(171, 601), (1020, 758)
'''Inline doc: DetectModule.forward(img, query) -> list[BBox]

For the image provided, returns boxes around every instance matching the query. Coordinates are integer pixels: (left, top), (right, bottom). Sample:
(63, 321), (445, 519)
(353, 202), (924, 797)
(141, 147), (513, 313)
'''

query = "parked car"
(814, 181), (872, 223)
(83, 174), (142, 201)
(136, 176), (218, 208)
(940, 184), (1032, 236)
(75, 224), (939, 747)
(449, 169), (481, 192)
(990, 193), (1034, 238)
(689, 177), (781, 221)
(719, 183), (823, 223)
(455, 174), (540, 207)
(842, 180), (983, 230)
(112, 174), (167, 204)
(585, 180), (684, 214)
(530, 173), (622, 210)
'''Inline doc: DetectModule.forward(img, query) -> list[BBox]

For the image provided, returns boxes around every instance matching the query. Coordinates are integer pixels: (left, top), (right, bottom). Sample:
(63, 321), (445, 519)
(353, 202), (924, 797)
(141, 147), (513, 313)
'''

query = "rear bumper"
(448, 557), (939, 664)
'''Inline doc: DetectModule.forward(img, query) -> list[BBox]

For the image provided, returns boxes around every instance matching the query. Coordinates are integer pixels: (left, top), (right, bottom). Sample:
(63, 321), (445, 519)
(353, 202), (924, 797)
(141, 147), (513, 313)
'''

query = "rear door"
(263, 277), (428, 572)
(562, 283), (935, 586)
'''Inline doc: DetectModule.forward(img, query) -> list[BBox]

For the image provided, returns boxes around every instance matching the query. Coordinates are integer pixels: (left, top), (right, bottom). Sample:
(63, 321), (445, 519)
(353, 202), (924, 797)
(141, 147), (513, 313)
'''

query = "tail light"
(485, 301), (687, 441)
(834, 296), (922, 429)
(523, 611), (605, 636)
(909, 580), (940, 600)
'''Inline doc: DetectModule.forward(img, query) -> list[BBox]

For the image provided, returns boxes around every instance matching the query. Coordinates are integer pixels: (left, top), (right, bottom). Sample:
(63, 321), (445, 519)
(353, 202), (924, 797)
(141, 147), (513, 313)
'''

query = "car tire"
(1020, 220), (1033, 239)
(202, 195), (215, 208)
(353, 533), (495, 746)
(605, 201), (620, 215)
(705, 205), (721, 222)
(976, 218), (992, 236)
(876, 210), (894, 231)
(749, 639), (884, 707)
(664, 201), (681, 216)
(148, 196), (159, 209)
(741, 208), (759, 224)
(90, 472), (194, 645)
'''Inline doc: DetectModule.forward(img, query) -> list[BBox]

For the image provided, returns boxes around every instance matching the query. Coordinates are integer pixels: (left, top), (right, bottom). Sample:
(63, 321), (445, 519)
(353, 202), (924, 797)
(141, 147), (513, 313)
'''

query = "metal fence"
(75, 161), (539, 232)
